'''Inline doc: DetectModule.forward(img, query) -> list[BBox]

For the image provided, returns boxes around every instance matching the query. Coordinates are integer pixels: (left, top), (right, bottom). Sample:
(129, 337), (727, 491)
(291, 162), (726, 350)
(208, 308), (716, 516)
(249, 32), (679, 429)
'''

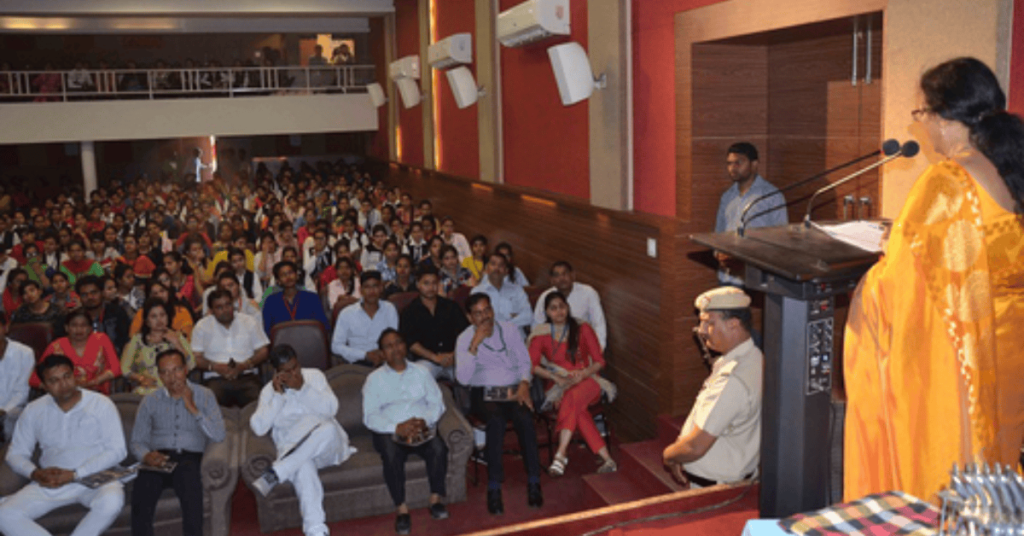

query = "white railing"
(0, 64), (376, 102)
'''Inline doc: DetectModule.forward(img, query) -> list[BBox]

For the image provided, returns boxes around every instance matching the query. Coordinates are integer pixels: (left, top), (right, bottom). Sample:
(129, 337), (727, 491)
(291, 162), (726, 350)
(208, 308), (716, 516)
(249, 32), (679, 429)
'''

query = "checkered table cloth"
(778, 491), (939, 536)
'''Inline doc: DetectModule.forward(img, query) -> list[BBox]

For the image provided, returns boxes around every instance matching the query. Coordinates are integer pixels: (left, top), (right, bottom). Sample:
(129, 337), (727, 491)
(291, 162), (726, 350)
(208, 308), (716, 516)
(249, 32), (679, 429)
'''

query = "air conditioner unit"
(497, 0), (570, 48)
(388, 55), (420, 81)
(428, 33), (473, 70)
(366, 82), (386, 108)
(395, 78), (421, 109)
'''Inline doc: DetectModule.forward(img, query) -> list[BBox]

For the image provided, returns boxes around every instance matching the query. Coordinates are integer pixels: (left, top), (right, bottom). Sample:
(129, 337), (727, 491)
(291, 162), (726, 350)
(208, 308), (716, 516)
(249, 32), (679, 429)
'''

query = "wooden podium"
(691, 223), (880, 518)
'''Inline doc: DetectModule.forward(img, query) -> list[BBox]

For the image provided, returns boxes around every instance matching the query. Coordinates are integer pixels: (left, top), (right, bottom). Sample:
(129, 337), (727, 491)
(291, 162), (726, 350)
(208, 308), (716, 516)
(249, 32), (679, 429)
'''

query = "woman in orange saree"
(844, 57), (1024, 502)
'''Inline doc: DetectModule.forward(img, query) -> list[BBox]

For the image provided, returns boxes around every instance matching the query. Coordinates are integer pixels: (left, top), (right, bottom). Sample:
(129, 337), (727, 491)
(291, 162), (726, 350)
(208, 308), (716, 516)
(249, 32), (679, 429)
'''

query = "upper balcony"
(0, 64), (380, 144)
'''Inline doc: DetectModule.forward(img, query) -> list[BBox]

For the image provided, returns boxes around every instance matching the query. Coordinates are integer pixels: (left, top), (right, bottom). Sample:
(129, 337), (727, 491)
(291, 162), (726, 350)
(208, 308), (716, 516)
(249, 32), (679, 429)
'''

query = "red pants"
(555, 377), (605, 454)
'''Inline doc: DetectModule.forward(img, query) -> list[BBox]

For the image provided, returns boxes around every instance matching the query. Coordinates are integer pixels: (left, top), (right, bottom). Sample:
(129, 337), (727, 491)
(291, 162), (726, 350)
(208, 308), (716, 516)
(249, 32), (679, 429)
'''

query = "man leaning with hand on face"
(131, 348), (226, 536)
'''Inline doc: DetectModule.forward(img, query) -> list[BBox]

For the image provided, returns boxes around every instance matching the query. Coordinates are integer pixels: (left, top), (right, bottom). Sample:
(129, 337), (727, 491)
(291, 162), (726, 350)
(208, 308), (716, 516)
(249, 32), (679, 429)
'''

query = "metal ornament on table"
(938, 462), (1024, 535)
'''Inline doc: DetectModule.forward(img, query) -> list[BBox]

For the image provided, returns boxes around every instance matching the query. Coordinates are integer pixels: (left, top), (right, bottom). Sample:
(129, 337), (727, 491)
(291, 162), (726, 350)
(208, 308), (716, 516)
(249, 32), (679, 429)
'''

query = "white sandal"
(596, 459), (618, 474)
(548, 454), (568, 477)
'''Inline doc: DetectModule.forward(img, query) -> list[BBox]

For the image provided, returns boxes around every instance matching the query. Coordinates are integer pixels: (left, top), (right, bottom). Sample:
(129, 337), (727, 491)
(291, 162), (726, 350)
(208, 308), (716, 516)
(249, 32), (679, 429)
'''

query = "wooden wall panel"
(383, 164), (683, 441)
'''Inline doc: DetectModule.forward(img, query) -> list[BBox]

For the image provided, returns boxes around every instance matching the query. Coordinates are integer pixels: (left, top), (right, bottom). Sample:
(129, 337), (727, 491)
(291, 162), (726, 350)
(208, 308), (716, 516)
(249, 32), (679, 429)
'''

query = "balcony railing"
(0, 64), (376, 102)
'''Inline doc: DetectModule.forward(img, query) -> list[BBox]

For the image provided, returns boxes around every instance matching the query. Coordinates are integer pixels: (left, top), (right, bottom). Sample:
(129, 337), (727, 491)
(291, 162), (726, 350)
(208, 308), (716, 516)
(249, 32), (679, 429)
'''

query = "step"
(618, 440), (687, 494)
(656, 414), (688, 445)
(581, 467), (672, 506)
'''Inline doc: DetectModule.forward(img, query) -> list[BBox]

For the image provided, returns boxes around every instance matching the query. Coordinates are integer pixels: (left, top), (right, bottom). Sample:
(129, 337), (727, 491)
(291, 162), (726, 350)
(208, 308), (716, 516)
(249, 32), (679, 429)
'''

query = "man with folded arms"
(364, 329), (450, 535)
(249, 345), (355, 536)
(131, 348), (226, 536)
(663, 287), (762, 488)
(0, 354), (126, 536)
(455, 293), (542, 515)
(192, 289), (270, 407)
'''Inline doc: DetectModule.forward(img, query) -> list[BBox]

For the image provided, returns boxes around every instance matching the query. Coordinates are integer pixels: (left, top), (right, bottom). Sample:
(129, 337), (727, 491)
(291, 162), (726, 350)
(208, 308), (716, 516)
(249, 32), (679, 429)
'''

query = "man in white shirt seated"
(471, 253), (532, 337)
(662, 287), (762, 488)
(532, 261), (608, 349)
(331, 271), (399, 367)
(0, 312), (35, 441)
(192, 289), (270, 407)
(249, 345), (355, 536)
(363, 329), (449, 535)
(0, 354), (127, 536)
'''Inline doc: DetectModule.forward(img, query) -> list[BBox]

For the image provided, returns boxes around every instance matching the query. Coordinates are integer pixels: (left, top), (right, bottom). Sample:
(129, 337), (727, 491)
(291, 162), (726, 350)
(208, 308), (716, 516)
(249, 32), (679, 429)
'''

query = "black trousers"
(131, 450), (204, 536)
(205, 374), (261, 407)
(470, 387), (542, 486)
(371, 432), (448, 507)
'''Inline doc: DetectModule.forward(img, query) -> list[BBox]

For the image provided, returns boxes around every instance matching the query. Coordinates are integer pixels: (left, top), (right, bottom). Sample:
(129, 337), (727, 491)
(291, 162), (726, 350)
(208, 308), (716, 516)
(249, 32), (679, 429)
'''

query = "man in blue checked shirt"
(363, 329), (450, 535)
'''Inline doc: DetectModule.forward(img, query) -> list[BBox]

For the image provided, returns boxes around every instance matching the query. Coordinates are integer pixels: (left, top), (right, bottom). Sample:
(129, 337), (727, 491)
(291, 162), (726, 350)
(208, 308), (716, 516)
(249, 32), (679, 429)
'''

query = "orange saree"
(844, 160), (1024, 502)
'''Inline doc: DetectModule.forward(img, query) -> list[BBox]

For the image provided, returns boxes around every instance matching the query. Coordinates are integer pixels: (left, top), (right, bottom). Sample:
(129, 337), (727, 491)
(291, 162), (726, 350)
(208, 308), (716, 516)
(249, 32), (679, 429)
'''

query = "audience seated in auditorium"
(0, 313), (35, 441)
(533, 261), (608, 349)
(0, 355), (126, 536)
(331, 270), (398, 367)
(78, 275), (131, 354)
(192, 289), (269, 407)
(400, 266), (468, 381)
(121, 299), (195, 396)
(456, 293), (543, 515)
(363, 329), (451, 535)
(249, 345), (355, 536)
(130, 348), (225, 536)
(262, 260), (330, 335)
(31, 309), (121, 395)
(471, 253), (532, 337)
(11, 280), (65, 337)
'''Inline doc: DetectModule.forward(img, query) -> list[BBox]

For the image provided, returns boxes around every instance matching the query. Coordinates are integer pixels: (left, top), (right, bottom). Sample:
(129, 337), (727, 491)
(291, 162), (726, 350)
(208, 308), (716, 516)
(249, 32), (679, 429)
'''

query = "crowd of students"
(0, 158), (617, 535)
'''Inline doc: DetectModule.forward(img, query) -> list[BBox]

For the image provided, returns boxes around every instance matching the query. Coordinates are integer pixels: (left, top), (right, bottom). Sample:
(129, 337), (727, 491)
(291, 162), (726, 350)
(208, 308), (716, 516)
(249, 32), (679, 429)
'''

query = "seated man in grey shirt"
(131, 349), (226, 536)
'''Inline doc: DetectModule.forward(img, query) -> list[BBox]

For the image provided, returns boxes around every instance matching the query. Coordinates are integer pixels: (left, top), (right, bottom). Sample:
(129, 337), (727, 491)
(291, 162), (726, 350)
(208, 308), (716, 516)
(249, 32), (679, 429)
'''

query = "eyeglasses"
(911, 108), (931, 122)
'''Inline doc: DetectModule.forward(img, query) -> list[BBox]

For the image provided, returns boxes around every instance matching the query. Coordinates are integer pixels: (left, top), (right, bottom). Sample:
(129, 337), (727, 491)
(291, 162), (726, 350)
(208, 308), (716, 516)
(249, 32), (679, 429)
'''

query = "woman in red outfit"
(529, 291), (617, 476)
(32, 309), (121, 394)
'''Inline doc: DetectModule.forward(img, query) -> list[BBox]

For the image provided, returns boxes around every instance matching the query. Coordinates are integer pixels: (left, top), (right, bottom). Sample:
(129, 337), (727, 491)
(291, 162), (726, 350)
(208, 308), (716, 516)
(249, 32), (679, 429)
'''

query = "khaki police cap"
(695, 286), (751, 311)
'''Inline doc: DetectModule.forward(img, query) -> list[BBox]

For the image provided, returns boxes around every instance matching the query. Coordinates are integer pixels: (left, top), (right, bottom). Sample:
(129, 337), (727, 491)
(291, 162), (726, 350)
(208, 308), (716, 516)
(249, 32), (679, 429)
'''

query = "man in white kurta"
(249, 345), (355, 536)
(0, 354), (127, 536)
(0, 318), (35, 441)
(663, 287), (762, 487)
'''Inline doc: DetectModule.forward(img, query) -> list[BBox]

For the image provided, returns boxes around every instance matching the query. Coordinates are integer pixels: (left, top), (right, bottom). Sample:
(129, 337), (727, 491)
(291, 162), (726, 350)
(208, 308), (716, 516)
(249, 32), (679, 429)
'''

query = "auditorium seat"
(270, 320), (331, 370)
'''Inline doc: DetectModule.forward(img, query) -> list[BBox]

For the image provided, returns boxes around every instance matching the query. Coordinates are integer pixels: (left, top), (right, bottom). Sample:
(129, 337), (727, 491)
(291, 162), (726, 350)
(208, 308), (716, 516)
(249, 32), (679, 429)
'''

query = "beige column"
(385, 13), (398, 162)
(81, 141), (98, 197)
(419, 0), (436, 170)
(879, 0), (1013, 217)
(588, 0), (632, 210)
(476, 0), (502, 183)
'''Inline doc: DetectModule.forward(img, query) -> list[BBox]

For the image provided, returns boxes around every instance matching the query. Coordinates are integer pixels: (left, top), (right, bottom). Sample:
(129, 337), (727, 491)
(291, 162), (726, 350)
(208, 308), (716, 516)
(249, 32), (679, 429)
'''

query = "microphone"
(737, 139), (901, 236)
(802, 140), (919, 226)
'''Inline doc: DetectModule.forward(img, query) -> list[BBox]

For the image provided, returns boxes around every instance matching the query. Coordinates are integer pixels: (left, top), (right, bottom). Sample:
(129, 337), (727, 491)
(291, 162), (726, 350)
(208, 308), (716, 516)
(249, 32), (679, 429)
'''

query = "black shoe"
(527, 482), (543, 508)
(487, 489), (504, 515)
(395, 513), (411, 535)
(429, 502), (449, 520)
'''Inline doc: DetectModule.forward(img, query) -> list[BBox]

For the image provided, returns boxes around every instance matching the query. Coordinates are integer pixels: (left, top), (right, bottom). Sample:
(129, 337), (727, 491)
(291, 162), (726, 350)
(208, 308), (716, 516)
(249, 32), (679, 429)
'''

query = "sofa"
(0, 393), (240, 536)
(240, 364), (473, 533)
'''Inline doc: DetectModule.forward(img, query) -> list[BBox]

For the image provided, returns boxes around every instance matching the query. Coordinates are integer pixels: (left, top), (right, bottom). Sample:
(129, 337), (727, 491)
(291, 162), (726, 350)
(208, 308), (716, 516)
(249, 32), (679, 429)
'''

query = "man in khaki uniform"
(663, 286), (763, 487)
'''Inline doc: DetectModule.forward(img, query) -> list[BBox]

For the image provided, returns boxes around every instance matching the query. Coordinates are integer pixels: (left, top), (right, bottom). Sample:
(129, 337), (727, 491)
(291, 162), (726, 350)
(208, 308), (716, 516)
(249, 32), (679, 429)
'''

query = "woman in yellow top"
(844, 57), (1024, 502)
(460, 234), (487, 280)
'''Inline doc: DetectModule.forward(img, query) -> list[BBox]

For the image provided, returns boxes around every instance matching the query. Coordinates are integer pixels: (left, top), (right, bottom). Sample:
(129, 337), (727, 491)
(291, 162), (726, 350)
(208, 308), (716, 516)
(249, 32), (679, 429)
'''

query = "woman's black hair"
(921, 57), (1024, 215)
(334, 257), (357, 296)
(543, 291), (581, 365)
(163, 251), (193, 276)
(113, 263), (132, 283)
(64, 307), (91, 328)
(140, 297), (175, 339)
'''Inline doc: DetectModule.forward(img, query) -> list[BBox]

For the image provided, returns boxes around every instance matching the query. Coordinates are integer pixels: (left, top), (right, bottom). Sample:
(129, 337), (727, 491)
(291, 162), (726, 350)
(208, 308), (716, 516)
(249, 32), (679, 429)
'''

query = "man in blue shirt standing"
(715, 142), (788, 286)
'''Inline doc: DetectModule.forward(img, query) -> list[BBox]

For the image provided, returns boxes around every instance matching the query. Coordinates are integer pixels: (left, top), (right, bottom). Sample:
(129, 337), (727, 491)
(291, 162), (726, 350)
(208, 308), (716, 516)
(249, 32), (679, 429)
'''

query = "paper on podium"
(809, 220), (888, 253)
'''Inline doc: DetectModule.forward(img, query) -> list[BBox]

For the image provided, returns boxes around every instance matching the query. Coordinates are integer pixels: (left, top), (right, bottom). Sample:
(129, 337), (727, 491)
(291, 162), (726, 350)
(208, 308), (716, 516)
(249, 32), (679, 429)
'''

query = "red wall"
(1011, 0), (1024, 114)
(499, 0), (589, 200)
(395, 0), (424, 167)
(435, 0), (480, 179)
(632, 0), (725, 217)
